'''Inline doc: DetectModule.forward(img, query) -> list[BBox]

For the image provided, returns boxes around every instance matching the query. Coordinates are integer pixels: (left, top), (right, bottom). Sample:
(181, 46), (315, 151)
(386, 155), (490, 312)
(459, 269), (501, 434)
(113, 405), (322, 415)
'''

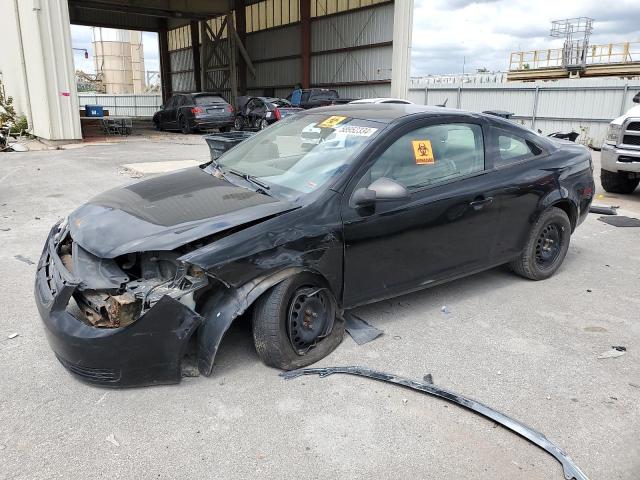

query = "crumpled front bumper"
(34, 224), (202, 387)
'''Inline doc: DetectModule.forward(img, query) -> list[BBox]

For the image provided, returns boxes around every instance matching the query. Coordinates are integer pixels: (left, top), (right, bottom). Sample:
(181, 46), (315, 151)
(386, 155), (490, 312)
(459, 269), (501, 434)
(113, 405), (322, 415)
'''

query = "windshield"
(214, 114), (384, 201)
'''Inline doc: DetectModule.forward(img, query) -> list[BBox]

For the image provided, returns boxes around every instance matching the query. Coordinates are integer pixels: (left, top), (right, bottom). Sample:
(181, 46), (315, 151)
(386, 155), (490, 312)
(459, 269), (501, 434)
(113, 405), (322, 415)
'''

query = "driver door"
(341, 118), (503, 307)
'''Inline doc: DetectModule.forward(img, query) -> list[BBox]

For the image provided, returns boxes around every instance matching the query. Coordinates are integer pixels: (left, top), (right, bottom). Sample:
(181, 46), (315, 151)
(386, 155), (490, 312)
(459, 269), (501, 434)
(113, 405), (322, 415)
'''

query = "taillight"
(226, 104), (234, 113)
(274, 108), (281, 120)
(191, 107), (204, 114)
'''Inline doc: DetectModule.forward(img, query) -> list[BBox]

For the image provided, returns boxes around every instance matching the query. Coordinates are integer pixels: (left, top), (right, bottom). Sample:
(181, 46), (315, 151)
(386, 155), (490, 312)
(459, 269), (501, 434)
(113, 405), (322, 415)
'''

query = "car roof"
(302, 103), (479, 123)
(192, 92), (224, 97)
(350, 98), (413, 104)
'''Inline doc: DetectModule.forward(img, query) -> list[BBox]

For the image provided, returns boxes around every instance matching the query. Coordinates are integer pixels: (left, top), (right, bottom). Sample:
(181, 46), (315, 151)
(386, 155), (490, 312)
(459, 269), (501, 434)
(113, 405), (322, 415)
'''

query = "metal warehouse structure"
(0, 0), (413, 141)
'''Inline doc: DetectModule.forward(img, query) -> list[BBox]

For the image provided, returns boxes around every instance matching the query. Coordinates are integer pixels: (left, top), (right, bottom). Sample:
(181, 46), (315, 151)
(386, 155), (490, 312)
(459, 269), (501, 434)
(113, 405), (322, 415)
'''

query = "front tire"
(510, 207), (571, 280)
(601, 169), (639, 194)
(252, 274), (344, 370)
(234, 117), (243, 131)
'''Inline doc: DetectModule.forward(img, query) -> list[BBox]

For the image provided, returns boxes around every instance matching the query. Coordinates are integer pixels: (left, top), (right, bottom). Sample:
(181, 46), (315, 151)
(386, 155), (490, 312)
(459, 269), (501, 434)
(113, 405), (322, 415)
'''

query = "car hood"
(68, 167), (297, 258)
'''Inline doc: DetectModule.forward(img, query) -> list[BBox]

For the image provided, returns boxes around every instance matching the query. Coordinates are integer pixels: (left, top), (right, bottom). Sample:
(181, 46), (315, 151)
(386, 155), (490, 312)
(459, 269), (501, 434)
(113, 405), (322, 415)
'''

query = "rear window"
(309, 90), (338, 100)
(194, 95), (227, 105)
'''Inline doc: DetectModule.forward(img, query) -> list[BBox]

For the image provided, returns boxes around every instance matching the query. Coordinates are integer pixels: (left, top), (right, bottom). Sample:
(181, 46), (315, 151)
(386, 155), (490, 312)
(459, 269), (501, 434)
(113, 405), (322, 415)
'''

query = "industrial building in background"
(92, 28), (146, 94)
(0, 0), (413, 142)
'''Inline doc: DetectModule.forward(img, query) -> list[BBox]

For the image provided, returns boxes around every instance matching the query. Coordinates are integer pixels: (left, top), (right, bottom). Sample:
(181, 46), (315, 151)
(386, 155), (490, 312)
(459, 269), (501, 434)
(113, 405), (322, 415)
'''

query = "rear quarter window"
(493, 129), (544, 167)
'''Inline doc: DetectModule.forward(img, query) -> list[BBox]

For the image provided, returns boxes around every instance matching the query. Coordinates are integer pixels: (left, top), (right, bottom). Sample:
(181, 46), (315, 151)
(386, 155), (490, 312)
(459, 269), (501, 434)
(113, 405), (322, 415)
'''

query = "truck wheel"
(252, 273), (344, 370)
(510, 207), (571, 281)
(601, 169), (639, 194)
(179, 116), (192, 134)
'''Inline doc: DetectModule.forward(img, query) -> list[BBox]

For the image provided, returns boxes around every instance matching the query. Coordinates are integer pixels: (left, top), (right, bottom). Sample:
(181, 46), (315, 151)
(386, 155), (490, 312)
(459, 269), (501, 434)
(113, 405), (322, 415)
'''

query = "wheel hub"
(535, 223), (563, 268)
(287, 288), (331, 353)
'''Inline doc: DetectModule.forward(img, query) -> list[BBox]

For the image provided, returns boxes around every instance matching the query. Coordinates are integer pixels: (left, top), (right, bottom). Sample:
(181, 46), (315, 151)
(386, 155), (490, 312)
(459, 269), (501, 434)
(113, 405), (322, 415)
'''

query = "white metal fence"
(78, 94), (162, 118)
(408, 78), (640, 147)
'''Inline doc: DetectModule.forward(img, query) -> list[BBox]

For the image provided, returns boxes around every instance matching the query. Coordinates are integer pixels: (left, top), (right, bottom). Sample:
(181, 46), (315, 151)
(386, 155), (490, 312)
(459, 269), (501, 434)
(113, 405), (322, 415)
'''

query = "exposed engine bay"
(57, 229), (208, 328)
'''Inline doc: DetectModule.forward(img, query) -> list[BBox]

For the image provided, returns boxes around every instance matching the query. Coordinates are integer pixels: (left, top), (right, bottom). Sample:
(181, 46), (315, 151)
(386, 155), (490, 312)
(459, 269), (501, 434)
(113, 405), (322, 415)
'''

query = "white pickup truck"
(601, 92), (640, 193)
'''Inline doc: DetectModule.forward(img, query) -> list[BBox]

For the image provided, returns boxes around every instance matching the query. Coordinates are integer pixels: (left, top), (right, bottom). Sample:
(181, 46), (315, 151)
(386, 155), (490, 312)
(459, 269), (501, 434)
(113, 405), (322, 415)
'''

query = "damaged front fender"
(197, 267), (307, 376)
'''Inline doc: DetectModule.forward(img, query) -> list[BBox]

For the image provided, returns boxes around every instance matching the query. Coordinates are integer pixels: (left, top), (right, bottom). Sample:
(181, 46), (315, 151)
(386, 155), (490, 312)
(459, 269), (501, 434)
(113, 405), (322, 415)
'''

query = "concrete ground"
(0, 137), (639, 480)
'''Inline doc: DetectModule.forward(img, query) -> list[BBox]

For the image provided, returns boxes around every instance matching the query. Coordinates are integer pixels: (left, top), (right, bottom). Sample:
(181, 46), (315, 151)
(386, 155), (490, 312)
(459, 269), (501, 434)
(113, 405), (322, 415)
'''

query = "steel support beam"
(190, 21), (202, 91)
(235, 0), (247, 95)
(159, 21), (172, 103)
(300, 0), (311, 89)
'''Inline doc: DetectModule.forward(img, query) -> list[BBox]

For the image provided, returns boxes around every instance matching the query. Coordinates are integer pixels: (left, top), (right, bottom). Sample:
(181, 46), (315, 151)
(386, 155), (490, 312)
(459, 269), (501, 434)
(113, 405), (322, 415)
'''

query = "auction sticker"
(336, 125), (378, 137)
(318, 116), (347, 128)
(412, 140), (435, 165)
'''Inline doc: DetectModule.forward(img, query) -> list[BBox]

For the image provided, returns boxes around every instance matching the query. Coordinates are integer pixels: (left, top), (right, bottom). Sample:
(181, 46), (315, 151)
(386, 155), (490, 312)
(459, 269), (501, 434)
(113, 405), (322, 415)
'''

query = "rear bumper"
(34, 224), (202, 388)
(193, 116), (235, 129)
(601, 143), (640, 173)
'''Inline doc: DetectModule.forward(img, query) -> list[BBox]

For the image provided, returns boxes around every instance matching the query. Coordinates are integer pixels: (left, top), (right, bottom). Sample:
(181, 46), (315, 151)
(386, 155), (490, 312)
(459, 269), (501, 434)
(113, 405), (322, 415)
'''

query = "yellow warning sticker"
(318, 116), (347, 128)
(412, 140), (435, 165)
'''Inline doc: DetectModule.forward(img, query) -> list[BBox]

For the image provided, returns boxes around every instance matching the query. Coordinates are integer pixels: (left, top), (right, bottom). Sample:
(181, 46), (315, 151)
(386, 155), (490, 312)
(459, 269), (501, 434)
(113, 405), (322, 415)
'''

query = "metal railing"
(509, 42), (639, 71)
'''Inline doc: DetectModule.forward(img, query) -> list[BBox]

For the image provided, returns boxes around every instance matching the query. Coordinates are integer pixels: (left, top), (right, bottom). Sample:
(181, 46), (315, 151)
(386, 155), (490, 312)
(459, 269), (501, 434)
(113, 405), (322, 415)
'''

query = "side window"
(165, 96), (176, 109)
(177, 95), (188, 107)
(494, 130), (543, 166)
(364, 123), (484, 190)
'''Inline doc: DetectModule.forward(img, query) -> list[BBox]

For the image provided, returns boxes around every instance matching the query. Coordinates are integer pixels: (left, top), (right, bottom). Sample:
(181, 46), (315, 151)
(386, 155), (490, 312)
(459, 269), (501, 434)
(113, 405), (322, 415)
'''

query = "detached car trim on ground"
(35, 104), (595, 387)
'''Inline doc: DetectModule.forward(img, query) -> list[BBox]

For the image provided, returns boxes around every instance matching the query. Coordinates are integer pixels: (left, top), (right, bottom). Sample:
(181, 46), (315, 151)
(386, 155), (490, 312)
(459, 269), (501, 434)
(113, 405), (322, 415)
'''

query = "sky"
(70, 25), (159, 74)
(412, 0), (640, 75)
(70, 0), (640, 78)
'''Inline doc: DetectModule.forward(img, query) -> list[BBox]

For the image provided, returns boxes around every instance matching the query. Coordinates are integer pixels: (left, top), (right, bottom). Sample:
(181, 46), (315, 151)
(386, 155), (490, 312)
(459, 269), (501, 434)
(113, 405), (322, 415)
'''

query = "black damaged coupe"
(35, 104), (595, 387)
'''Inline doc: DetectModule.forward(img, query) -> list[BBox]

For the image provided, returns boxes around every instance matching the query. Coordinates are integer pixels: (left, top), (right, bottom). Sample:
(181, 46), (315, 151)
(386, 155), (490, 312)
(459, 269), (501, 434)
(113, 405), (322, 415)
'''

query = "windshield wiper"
(226, 168), (271, 193)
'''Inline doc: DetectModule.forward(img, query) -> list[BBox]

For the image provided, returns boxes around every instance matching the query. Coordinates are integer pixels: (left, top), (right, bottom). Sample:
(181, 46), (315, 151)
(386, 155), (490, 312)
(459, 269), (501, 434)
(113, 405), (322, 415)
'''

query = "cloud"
(411, 0), (640, 75)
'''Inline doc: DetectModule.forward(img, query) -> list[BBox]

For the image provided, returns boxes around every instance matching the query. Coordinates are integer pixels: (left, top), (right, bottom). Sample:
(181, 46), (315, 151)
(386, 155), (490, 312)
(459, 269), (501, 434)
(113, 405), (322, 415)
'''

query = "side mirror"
(633, 92), (640, 104)
(160, 105), (165, 110)
(352, 177), (409, 207)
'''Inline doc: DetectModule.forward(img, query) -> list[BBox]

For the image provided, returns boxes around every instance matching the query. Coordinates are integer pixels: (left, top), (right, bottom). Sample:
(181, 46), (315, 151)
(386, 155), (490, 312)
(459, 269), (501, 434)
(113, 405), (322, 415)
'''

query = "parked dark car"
(288, 88), (340, 109)
(35, 104), (594, 387)
(152, 92), (235, 134)
(234, 96), (303, 130)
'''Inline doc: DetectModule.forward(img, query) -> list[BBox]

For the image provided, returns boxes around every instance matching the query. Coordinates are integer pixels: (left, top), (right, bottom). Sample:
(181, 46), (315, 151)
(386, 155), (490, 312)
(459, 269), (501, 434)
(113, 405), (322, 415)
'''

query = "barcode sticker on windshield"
(318, 116), (347, 128)
(336, 126), (378, 137)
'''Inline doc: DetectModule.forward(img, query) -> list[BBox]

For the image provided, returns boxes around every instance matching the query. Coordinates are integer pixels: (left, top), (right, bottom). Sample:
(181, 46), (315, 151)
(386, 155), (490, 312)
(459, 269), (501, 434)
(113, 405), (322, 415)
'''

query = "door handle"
(469, 196), (493, 211)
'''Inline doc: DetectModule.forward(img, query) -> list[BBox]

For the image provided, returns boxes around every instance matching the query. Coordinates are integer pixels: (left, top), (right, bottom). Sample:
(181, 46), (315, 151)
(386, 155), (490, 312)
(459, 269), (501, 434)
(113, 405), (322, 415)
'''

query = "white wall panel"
(311, 2), (393, 52)
(408, 78), (640, 146)
(311, 46), (392, 84)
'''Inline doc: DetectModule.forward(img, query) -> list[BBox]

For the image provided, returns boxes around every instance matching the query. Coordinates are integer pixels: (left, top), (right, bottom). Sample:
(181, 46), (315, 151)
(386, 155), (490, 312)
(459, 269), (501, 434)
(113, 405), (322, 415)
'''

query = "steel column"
(300, 0), (311, 89)
(190, 20), (202, 92)
(158, 21), (172, 103)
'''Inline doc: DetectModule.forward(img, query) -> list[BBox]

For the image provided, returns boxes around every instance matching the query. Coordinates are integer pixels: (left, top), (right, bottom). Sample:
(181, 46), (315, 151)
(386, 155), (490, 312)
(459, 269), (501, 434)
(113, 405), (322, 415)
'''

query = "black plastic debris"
(14, 255), (35, 265)
(589, 205), (618, 215)
(344, 312), (383, 345)
(598, 216), (640, 227)
(282, 366), (590, 480)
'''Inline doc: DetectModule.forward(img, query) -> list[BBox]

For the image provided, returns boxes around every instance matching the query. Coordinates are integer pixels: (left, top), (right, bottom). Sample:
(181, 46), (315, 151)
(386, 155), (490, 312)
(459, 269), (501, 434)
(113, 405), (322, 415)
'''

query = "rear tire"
(601, 169), (639, 194)
(509, 207), (571, 280)
(259, 119), (269, 130)
(252, 273), (344, 370)
(179, 116), (192, 134)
